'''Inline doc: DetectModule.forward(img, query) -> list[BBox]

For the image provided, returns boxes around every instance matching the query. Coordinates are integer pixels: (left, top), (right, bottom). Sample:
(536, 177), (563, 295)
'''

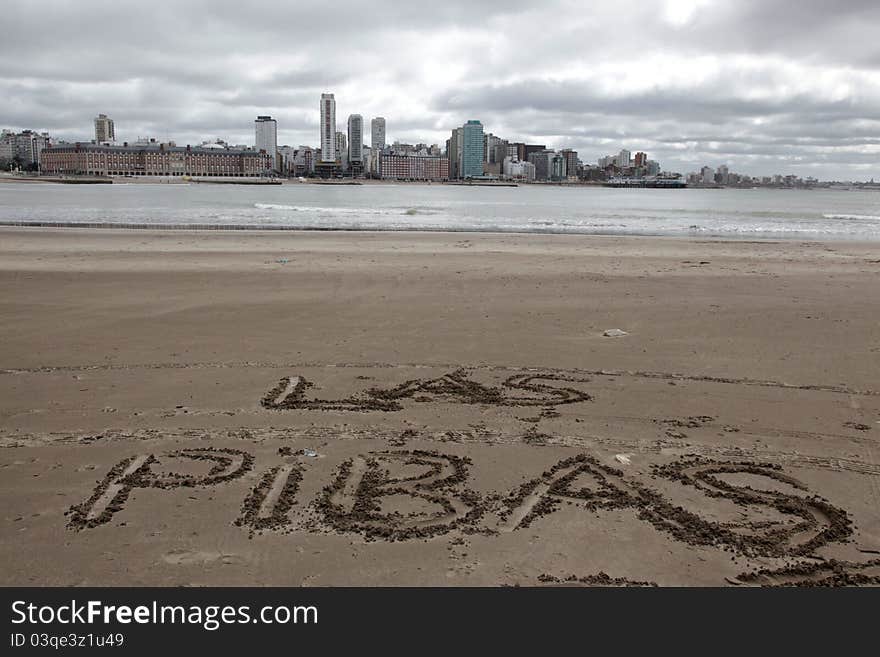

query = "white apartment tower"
(254, 116), (277, 162)
(370, 117), (386, 150)
(94, 114), (115, 143)
(320, 93), (337, 163)
(348, 114), (363, 164)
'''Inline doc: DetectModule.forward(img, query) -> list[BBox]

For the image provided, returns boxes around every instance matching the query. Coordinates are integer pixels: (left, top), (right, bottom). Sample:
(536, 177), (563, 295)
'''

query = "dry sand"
(1, 227), (878, 586)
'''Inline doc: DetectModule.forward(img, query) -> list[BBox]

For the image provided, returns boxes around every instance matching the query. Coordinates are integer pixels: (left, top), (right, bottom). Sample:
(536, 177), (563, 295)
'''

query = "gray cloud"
(2, 0), (879, 179)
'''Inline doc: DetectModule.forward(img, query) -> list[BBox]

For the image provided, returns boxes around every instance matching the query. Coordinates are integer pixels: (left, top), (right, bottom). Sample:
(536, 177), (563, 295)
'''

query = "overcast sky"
(3, 0), (880, 179)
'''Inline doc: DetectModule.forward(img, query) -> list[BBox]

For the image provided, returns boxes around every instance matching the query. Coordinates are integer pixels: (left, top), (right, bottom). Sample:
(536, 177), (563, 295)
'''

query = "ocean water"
(1, 182), (879, 240)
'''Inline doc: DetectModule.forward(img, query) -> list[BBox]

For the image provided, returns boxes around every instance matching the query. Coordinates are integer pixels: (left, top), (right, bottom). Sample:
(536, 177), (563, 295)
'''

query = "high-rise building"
(2, 129), (51, 169)
(528, 149), (554, 181)
(461, 120), (484, 178)
(335, 131), (347, 163)
(347, 114), (363, 165)
(550, 152), (567, 181)
(254, 116), (277, 163)
(616, 149), (631, 169)
(94, 114), (115, 143)
(634, 152), (647, 167)
(371, 117), (386, 151)
(484, 133), (504, 164)
(319, 93), (336, 163)
(446, 126), (464, 179)
(560, 149), (578, 179)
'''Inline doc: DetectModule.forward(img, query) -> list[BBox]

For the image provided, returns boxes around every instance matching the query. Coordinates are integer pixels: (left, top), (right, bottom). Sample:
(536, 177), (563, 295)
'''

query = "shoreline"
(0, 220), (877, 243)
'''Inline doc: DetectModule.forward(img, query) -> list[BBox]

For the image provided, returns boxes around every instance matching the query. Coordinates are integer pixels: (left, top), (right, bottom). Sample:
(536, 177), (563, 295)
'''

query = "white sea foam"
(822, 213), (880, 221)
(254, 203), (298, 210)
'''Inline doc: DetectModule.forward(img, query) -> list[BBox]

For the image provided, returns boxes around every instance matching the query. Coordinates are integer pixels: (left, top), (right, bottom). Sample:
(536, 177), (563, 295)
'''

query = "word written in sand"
(69, 448), (856, 564)
(261, 369), (593, 412)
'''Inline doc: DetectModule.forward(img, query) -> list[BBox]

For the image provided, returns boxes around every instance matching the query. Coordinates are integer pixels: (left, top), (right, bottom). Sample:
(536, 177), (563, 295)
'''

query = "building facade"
(347, 114), (363, 166)
(461, 120), (484, 178)
(550, 152), (567, 181)
(528, 149), (554, 181)
(319, 93), (337, 163)
(254, 116), (278, 165)
(502, 157), (535, 181)
(446, 126), (463, 179)
(292, 146), (315, 177)
(521, 144), (547, 165)
(335, 131), (347, 166)
(559, 149), (579, 179)
(40, 143), (272, 177)
(378, 151), (448, 181)
(94, 114), (115, 143)
(1, 129), (51, 168)
(370, 117), (386, 151)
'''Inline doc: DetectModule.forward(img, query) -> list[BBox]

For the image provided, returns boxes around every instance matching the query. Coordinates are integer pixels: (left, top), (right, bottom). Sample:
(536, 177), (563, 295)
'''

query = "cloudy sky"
(3, 0), (880, 179)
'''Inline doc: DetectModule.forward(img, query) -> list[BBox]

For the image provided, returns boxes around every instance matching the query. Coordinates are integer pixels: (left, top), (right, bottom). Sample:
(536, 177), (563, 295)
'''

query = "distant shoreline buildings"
(3, 94), (870, 185)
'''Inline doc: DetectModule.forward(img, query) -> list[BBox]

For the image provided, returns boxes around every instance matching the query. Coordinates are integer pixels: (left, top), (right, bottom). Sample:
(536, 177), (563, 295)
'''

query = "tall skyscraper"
(446, 126), (463, 179)
(461, 120), (484, 178)
(94, 114), (115, 143)
(254, 115), (277, 162)
(550, 152), (567, 181)
(371, 117), (386, 151)
(560, 149), (579, 178)
(348, 114), (363, 164)
(335, 131), (346, 162)
(320, 93), (336, 163)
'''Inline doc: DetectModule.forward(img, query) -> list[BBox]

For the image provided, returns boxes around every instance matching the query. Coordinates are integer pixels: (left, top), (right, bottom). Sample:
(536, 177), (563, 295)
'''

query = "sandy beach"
(1, 227), (878, 586)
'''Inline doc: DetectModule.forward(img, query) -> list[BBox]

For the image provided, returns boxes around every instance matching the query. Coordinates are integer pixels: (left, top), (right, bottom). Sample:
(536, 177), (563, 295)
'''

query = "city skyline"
(2, 1), (879, 180)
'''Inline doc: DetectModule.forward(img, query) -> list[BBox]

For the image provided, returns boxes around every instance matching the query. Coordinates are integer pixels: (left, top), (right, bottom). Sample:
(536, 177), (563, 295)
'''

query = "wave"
(254, 203), (298, 211)
(822, 213), (880, 221)
(254, 203), (445, 217)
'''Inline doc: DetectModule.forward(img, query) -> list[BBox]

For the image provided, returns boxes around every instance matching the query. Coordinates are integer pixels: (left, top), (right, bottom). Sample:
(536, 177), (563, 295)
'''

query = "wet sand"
(1, 227), (879, 586)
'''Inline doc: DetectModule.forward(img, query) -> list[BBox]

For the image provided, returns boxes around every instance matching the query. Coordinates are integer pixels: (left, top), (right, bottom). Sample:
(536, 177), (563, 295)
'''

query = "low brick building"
(378, 152), (449, 181)
(40, 142), (272, 177)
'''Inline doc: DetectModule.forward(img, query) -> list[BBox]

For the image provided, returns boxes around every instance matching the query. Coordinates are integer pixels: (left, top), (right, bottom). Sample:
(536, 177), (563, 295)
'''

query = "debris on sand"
(614, 454), (632, 465)
(603, 328), (628, 337)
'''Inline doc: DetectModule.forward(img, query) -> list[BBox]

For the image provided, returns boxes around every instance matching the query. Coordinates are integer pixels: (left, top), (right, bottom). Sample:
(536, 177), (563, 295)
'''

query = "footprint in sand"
(161, 550), (245, 566)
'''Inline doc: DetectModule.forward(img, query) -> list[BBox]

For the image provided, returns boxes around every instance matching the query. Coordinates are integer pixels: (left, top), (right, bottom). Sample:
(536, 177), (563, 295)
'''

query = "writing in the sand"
(66, 447), (852, 561)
